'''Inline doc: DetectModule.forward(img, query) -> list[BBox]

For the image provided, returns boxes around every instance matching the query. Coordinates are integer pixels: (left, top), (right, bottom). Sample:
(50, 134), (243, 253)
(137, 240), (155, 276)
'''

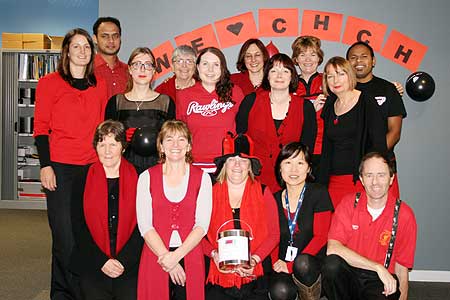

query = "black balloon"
(405, 71), (435, 102)
(131, 127), (157, 156)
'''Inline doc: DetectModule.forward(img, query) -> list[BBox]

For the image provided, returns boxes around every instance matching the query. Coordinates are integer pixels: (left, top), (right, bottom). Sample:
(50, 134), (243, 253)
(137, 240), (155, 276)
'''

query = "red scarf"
(206, 179), (268, 288)
(84, 158), (138, 257)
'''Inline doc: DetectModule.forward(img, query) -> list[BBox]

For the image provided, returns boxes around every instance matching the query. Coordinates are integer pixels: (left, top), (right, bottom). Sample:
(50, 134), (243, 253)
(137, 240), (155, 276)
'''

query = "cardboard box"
(22, 33), (51, 49)
(49, 35), (64, 50)
(2, 32), (23, 49)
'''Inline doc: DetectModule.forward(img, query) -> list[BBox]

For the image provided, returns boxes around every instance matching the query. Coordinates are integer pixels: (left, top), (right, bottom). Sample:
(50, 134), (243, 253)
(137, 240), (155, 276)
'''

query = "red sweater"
(176, 82), (244, 165)
(230, 71), (262, 96)
(34, 72), (108, 165)
(155, 76), (177, 104)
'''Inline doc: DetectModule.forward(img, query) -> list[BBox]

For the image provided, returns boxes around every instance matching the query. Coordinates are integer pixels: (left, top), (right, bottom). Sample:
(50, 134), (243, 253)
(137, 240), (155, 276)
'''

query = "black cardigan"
(317, 92), (387, 185)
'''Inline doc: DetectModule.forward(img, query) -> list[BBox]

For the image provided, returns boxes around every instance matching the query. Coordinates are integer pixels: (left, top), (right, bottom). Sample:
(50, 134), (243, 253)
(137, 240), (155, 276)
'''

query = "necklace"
(134, 100), (144, 111)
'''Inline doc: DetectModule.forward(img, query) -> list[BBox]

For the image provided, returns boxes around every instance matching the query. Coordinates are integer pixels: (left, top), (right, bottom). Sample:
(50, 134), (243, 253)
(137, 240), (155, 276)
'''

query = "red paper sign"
(258, 8), (299, 37)
(342, 16), (387, 52)
(214, 12), (258, 48)
(381, 30), (428, 72)
(301, 10), (343, 41)
(152, 40), (175, 80)
(175, 24), (219, 53)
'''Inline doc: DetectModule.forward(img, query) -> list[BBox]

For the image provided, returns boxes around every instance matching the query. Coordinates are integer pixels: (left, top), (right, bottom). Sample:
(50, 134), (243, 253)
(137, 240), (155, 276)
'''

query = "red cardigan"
(34, 72), (108, 165)
(236, 90), (317, 192)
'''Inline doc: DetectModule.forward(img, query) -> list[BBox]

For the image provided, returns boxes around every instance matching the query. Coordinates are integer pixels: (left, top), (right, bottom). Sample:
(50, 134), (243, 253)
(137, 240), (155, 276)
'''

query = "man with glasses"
(93, 17), (128, 98)
(322, 152), (417, 300)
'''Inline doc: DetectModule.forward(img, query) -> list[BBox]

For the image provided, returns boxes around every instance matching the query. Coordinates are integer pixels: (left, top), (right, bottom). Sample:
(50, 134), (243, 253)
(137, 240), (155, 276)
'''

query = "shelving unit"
(1, 49), (60, 209)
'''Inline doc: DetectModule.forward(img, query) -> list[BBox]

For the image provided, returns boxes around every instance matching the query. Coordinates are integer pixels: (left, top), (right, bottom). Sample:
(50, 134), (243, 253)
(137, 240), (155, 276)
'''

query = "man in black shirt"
(346, 42), (406, 197)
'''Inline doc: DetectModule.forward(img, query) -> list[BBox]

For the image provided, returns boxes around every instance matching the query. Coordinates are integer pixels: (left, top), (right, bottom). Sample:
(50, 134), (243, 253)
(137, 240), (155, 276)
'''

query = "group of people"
(33, 15), (417, 300)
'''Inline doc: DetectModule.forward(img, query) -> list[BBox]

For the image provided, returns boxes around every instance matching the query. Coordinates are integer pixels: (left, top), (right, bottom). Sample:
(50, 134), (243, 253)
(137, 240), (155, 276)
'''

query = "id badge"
(285, 246), (298, 262)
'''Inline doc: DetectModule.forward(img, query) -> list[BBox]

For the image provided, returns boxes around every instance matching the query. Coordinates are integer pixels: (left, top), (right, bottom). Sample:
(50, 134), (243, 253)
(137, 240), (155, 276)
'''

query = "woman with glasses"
(155, 45), (197, 104)
(105, 47), (175, 173)
(231, 39), (269, 96)
(177, 47), (244, 174)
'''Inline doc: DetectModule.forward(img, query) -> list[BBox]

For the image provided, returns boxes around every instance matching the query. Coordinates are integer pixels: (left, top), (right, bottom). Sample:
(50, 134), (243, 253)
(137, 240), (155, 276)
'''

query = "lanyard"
(285, 184), (306, 245)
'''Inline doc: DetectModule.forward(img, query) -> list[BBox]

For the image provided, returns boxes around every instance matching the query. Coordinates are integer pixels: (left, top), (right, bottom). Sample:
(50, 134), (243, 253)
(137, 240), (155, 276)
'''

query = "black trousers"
(322, 254), (401, 300)
(46, 162), (89, 300)
(80, 273), (137, 300)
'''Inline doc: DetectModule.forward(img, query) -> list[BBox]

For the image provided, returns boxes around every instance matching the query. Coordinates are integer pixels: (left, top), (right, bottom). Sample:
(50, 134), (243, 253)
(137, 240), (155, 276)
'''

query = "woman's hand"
(313, 94), (326, 112)
(169, 264), (186, 286)
(392, 81), (404, 96)
(101, 259), (124, 278)
(211, 250), (233, 274)
(273, 259), (289, 273)
(40, 166), (57, 191)
(158, 251), (180, 272)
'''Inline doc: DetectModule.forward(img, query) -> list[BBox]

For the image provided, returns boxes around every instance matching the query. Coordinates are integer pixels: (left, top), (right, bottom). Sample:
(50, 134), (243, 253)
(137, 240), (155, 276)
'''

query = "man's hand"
(375, 264), (397, 296)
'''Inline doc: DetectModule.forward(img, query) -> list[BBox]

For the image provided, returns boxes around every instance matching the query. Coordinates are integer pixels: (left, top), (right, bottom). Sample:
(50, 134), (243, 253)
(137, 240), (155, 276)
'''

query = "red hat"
(214, 132), (262, 176)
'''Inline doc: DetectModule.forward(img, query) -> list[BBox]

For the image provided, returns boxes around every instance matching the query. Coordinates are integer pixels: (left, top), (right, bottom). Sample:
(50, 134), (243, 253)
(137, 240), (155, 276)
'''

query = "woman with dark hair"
(203, 134), (279, 300)
(70, 120), (143, 300)
(105, 47), (175, 173)
(318, 56), (387, 208)
(268, 142), (333, 300)
(291, 36), (327, 178)
(231, 38), (269, 96)
(177, 47), (244, 173)
(155, 45), (197, 103)
(33, 28), (108, 299)
(137, 120), (212, 300)
(236, 53), (317, 192)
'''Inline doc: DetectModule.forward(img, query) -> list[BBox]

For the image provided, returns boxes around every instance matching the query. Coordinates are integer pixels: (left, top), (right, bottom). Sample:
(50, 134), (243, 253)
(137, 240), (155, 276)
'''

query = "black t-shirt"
(356, 76), (406, 158)
(326, 101), (360, 175)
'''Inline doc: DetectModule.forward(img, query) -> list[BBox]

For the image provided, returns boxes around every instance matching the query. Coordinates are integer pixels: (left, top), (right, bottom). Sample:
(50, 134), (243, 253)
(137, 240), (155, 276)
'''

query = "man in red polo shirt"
(93, 17), (128, 98)
(322, 152), (417, 300)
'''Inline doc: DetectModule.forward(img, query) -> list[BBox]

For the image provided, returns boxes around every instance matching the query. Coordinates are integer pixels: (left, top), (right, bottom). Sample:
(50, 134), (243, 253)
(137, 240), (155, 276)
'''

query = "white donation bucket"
(217, 219), (253, 271)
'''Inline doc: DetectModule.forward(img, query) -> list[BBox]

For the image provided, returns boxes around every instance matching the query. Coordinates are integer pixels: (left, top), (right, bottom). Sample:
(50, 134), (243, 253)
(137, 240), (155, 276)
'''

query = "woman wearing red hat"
(203, 133), (279, 300)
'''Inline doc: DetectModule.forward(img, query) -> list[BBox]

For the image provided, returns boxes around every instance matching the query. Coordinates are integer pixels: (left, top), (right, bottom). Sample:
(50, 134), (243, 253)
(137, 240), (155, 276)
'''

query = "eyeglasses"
(130, 61), (155, 71)
(173, 58), (195, 66)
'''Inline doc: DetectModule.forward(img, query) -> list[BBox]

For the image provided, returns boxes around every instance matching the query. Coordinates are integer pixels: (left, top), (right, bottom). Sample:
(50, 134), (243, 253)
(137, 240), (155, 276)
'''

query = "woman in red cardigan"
(236, 53), (317, 193)
(268, 142), (333, 300)
(33, 28), (108, 299)
(203, 134), (279, 300)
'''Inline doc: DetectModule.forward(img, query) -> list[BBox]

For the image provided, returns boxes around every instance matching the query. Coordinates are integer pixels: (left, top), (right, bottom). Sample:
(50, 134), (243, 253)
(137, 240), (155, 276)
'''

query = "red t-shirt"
(231, 71), (261, 96)
(34, 72), (108, 165)
(328, 191), (417, 273)
(94, 54), (128, 99)
(176, 82), (244, 165)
